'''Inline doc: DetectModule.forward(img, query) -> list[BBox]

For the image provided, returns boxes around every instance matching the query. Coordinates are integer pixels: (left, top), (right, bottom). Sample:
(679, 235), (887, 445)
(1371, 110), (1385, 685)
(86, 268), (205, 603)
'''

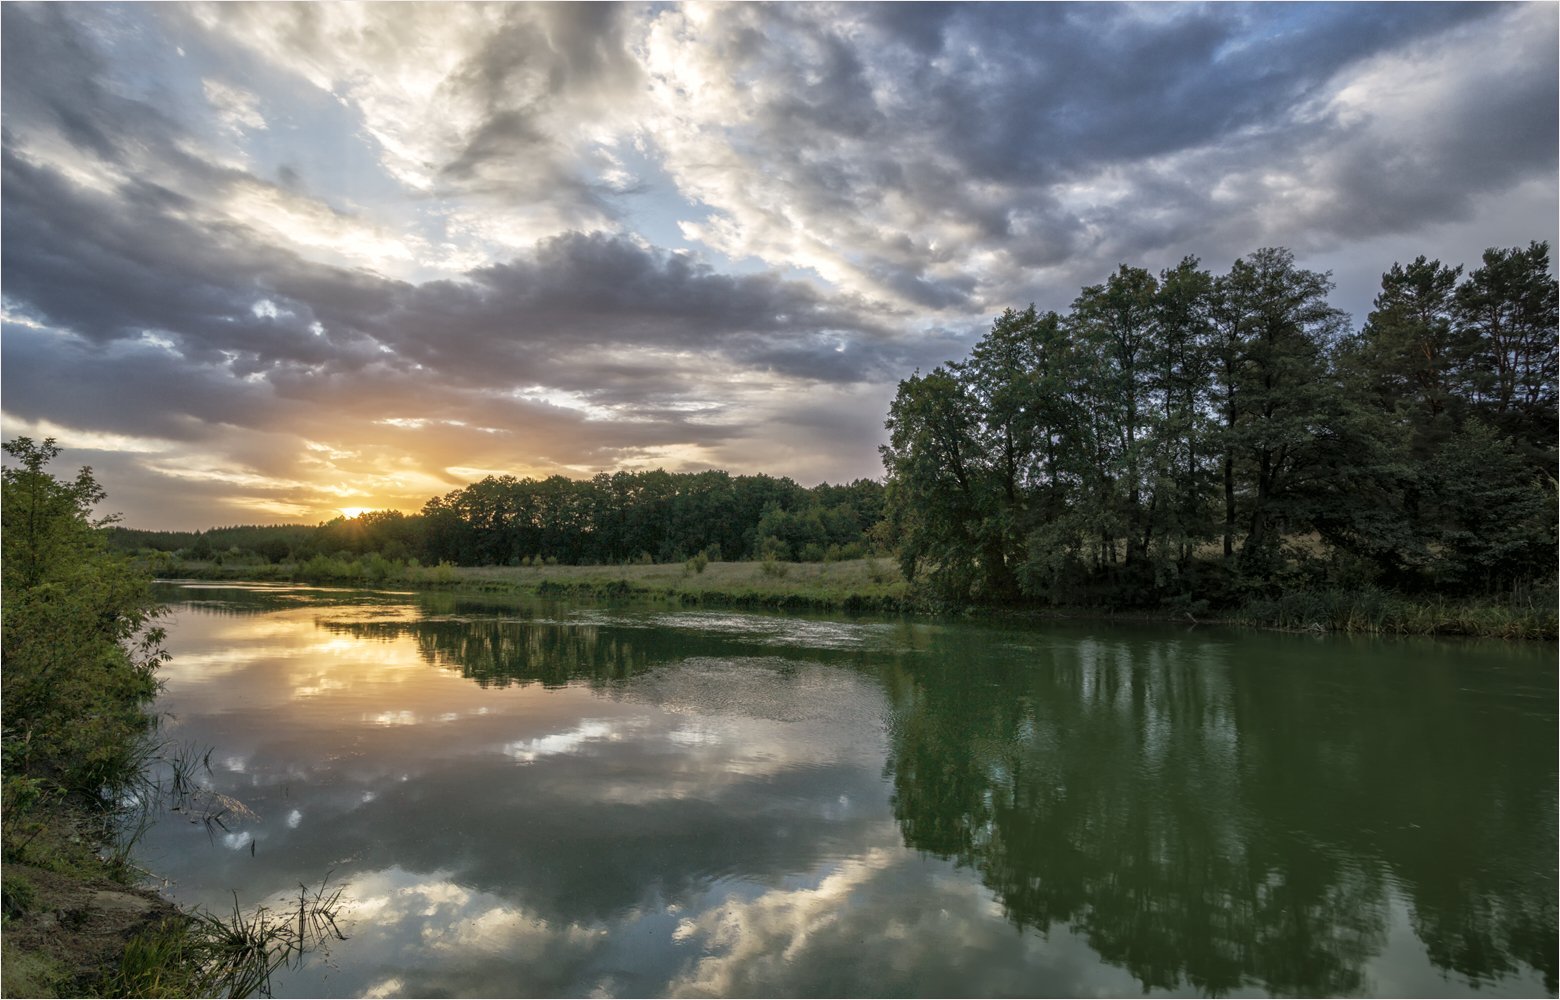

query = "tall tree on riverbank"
(1454, 241), (1559, 470)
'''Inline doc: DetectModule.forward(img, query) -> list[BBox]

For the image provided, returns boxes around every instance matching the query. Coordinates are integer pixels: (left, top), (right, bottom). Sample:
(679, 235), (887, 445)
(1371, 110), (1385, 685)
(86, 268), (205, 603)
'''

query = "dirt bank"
(2, 861), (181, 997)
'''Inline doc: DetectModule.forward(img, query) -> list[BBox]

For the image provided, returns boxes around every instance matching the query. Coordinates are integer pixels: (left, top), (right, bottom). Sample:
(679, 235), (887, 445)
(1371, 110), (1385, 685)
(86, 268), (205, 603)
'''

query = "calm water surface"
(136, 582), (1557, 998)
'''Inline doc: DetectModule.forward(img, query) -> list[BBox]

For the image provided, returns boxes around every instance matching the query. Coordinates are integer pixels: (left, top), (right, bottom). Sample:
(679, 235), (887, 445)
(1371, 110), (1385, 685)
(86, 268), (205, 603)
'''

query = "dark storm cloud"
(651, 1), (1552, 310)
(890, 2), (1495, 181)
(372, 233), (902, 389)
(2, 3), (167, 162)
(0, 325), (271, 443)
(0, 145), (384, 373)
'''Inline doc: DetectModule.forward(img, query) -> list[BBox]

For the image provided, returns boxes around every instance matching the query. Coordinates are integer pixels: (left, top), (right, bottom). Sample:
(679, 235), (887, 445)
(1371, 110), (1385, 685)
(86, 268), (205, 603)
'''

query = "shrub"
(2, 437), (167, 832)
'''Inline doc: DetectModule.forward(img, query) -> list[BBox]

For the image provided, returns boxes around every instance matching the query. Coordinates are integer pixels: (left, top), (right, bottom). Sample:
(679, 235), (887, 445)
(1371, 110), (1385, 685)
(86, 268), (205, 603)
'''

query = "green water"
(137, 583), (1556, 997)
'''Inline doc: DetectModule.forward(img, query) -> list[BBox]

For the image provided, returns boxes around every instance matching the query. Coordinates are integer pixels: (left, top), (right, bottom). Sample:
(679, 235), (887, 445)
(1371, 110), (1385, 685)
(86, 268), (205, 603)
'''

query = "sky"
(2, 1), (1556, 530)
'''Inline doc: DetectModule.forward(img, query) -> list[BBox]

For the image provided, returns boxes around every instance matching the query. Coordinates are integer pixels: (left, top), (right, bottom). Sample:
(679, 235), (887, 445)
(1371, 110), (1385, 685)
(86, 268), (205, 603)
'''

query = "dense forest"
(111, 242), (1555, 616)
(882, 242), (1557, 608)
(108, 472), (887, 568)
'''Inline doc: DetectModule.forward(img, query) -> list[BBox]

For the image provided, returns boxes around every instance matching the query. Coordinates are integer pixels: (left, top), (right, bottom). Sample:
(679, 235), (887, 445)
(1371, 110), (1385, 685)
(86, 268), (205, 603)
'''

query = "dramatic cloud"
(2, 1), (1554, 527)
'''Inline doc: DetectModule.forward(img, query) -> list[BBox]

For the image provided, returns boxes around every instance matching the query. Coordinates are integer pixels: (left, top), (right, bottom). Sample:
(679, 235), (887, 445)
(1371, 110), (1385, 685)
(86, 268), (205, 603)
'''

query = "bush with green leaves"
(2, 438), (167, 819)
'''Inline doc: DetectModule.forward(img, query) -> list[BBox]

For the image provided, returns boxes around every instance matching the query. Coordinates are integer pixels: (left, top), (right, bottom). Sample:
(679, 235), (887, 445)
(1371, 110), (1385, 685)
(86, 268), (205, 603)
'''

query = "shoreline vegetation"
(153, 556), (1557, 640)
(2, 439), (341, 999)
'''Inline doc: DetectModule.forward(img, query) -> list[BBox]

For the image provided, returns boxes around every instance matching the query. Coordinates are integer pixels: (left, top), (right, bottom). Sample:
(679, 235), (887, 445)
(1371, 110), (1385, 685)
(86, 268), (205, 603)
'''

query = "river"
(134, 582), (1556, 998)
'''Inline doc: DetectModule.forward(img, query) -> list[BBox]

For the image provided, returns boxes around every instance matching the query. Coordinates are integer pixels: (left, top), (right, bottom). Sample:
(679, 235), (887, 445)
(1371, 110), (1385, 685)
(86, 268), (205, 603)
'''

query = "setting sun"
(338, 507), (372, 519)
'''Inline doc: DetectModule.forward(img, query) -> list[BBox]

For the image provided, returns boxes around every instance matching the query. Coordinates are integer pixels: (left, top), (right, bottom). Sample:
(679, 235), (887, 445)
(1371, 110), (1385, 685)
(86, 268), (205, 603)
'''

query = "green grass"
(159, 557), (915, 613)
(2, 935), (67, 998)
(1235, 585), (1558, 639)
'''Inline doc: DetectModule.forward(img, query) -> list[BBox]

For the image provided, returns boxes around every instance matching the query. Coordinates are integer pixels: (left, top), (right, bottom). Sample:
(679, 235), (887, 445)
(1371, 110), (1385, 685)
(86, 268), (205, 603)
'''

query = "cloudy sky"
(2, 2), (1555, 529)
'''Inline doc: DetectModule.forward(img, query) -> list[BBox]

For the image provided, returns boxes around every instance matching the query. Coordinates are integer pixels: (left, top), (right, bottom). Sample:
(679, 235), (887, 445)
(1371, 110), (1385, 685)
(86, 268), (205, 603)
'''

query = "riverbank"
(156, 555), (914, 612)
(154, 556), (1557, 639)
(1, 805), (182, 997)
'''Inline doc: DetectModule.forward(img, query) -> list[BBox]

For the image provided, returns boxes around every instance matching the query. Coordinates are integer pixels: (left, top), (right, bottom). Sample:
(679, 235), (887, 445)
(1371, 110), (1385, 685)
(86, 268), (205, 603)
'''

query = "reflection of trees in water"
(883, 636), (1556, 995)
(317, 602), (869, 690)
(321, 615), (655, 689)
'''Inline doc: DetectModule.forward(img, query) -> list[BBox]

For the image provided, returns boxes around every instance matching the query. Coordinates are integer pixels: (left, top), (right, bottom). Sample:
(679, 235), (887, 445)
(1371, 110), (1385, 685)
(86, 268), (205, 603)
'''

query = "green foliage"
(881, 244), (1557, 611)
(2, 438), (167, 812)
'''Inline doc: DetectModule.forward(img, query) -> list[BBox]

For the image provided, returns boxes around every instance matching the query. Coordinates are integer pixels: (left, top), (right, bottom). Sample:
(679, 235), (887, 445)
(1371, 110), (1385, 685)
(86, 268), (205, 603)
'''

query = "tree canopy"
(881, 243), (1557, 606)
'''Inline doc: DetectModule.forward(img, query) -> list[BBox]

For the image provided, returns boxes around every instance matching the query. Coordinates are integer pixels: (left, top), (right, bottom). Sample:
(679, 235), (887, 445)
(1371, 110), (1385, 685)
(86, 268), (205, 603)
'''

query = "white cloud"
(202, 78), (268, 134)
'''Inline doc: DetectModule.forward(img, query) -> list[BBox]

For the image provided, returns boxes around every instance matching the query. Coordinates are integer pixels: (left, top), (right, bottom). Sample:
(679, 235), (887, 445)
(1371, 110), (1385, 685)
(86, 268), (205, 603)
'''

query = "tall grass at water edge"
(1236, 584), (1557, 639)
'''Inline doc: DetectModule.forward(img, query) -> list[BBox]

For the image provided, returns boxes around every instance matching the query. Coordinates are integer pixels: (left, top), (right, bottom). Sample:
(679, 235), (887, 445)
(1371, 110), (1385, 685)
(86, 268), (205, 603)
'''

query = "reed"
(113, 876), (348, 998)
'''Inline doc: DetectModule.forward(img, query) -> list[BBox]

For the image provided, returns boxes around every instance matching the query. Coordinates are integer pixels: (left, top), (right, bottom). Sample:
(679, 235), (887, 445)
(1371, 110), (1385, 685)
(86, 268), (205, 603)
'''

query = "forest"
(108, 472), (887, 569)
(882, 242), (1556, 609)
(110, 242), (1556, 618)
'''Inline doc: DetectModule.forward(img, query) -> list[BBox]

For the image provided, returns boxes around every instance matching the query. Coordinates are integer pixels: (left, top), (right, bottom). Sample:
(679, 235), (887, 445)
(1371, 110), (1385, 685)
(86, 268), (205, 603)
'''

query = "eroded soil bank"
(2, 859), (181, 997)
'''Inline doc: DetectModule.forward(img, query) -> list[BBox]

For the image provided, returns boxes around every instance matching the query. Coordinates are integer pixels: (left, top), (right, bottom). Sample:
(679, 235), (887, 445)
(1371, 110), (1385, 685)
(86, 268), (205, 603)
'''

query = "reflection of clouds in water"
(359, 975), (403, 999)
(502, 719), (622, 763)
(371, 706), (497, 727)
(366, 710), (418, 726)
(665, 852), (1147, 999)
(297, 867), (614, 999)
(667, 724), (720, 746)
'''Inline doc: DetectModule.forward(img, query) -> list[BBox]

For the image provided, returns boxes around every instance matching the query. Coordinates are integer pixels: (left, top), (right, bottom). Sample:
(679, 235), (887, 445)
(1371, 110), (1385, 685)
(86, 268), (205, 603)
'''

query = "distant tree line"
(881, 242), (1556, 607)
(108, 472), (886, 567)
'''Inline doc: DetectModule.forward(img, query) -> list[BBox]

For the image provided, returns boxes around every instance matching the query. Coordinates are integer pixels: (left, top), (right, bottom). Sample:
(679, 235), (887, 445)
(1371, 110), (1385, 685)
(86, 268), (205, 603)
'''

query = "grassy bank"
(1, 803), (182, 997)
(152, 553), (1556, 639)
(156, 555), (918, 614)
(1234, 583), (1557, 640)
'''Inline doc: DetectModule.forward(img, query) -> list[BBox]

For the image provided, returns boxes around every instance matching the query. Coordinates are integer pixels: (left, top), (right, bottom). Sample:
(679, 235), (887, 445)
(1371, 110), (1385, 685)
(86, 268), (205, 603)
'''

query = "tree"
(1454, 241), (1558, 470)
(881, 367), (995, 600)
(1213, 248), (1347, 570)
(1421, 419), (1557, 591)
(1350, 255), (1467, 452)
(1151, 256), (1218, 566)
(2, 438), (166, 799)
(2, 437), (113, 591)
(1069, 268), (1163, 567)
